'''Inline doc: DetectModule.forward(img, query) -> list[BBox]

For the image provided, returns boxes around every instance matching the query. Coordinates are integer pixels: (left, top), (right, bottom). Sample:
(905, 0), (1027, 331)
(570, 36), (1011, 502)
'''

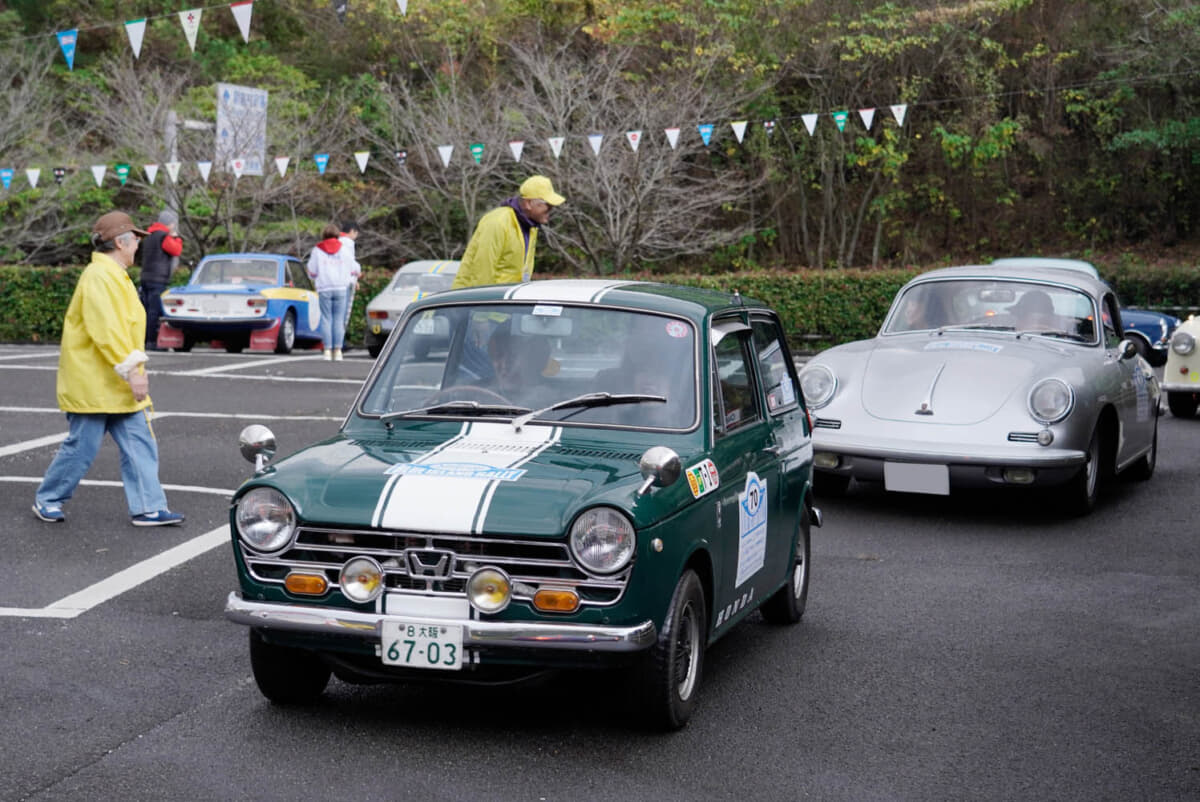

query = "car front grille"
(241, 526), (630, 607)
(813, 417), (842, 429)
(1007, 432), (1041, 443)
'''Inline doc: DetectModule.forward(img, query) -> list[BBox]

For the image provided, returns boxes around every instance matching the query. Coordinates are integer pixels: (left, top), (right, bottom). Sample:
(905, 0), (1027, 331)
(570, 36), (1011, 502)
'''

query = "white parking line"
(175, 354), (321, 375)
(0, 364), (362, 383)
(0, 476), (233, 496)
(0, 524), (229, 619)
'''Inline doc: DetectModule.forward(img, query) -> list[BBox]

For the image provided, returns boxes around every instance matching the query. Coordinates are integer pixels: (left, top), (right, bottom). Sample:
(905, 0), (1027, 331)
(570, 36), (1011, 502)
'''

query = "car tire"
(176, 335), (195, 353)
(1128, 335), (1153, 364)
(275, 310), (296, 354)
(367, 343), (382, 359)
(1167, 391), (1199, 419)
(224, 336), (247, 354)
(635, 569), (706, 731)
(1064, 427), (1102, 516)
(814, 472), (851, 497)
(1126, 412), (1158, 481)
(248, 630), (330, 705)
(760, 507), (811, 625)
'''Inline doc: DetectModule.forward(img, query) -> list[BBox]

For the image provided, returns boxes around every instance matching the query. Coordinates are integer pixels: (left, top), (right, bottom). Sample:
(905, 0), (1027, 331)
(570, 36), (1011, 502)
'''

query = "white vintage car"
(798, 264), (1160, 515)
(1162, 314), (1200, 418)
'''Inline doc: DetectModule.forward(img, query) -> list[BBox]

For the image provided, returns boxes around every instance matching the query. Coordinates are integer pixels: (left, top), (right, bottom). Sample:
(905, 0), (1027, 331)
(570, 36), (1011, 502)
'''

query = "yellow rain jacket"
(451, 205), (538, 289)
(56, 252), (151, 414)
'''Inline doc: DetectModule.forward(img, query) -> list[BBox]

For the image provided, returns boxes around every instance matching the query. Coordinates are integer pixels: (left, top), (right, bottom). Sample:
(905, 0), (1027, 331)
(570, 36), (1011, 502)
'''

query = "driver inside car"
(487, 327), (553, 405)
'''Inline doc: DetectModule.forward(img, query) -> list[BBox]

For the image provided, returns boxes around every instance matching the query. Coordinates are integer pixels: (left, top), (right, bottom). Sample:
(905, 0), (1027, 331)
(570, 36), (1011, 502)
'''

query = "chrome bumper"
(225, 592), (657, 654)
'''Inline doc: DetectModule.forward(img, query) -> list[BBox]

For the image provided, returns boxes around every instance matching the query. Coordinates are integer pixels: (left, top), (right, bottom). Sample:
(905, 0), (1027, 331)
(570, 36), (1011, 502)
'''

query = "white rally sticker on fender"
(372, 422), (561, 533)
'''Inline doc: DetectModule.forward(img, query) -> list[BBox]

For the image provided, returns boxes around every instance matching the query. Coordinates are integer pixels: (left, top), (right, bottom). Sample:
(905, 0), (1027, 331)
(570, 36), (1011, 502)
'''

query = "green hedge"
(3, 261), (1197, 351)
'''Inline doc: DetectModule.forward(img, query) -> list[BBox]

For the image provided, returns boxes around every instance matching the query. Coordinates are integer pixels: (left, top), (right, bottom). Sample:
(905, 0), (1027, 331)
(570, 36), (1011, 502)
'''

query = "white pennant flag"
(802, 113), (819, 136)
(664, 127), (680, 149)
(125, 18), (147, 59)
(143, 164), (159, 184)
(625, 130), (641, 152)
(230, 1), (254, 43)
(165, 161), (182, 183)
(197, 160), (212, 182)
(274, 155), (290, 176)
(230, 158), (245, 178)
(730, 120), (747, 143)
(26, 168), (40, 188)
(437, 145), (453, 167)
(858, 108), (876, 130)
(354, 151), (370, 173)
(890, 104), (908, 127)
(509, 140), (524, 162)
(395, 0), (408, 13)
(588, 133), (603, 156)
(179, 9), (202, 53)
(91, 165), (107, 186)
(548, 136), (565, 159)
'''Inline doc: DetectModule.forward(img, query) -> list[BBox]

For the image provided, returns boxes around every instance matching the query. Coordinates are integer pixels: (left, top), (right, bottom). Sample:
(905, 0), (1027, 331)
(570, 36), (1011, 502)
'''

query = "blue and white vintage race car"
(800, 264), (1161, 515)
(157, 253), (321, 353)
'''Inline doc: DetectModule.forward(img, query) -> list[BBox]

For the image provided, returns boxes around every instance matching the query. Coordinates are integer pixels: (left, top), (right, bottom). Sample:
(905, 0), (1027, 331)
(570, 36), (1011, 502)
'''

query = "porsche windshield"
(884, 279), (1099, 343)
(360, 304), (698, 429)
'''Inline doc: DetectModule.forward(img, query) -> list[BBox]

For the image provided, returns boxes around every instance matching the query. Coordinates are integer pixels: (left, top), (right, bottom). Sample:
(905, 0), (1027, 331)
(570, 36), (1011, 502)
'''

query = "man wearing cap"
(451, 175), (565, 289)
(138, 209), (184, 351)
(31, 211), (185, 527)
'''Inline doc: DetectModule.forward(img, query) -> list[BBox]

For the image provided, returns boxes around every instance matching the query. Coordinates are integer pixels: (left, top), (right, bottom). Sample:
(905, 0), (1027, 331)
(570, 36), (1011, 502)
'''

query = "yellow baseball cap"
(519, 175), (566, 206)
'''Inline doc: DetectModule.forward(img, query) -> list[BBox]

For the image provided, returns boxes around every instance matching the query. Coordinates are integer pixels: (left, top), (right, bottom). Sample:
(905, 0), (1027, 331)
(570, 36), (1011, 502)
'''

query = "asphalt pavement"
(0, 343), (1197, 802)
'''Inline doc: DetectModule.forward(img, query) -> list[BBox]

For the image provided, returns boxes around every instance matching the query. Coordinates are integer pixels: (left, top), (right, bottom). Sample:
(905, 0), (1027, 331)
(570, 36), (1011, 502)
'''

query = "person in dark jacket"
(138, 209), (184, 350)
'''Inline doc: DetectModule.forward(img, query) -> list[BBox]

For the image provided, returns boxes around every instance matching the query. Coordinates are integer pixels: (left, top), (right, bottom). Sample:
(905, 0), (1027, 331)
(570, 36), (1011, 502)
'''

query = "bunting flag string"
(0, 103), (919, 193)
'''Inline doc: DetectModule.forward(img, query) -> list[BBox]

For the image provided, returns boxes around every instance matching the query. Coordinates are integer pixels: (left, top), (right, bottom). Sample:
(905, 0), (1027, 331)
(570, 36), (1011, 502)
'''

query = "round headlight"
(1028, 378), (1074, 424)
(569, 508), (636, 575)
(467, 567), (511, 613)
(799, 364), (837, 409)
(340, 556), (384, 603)
(235, 487), (296, 553)
(1171, 331), (1195, 355)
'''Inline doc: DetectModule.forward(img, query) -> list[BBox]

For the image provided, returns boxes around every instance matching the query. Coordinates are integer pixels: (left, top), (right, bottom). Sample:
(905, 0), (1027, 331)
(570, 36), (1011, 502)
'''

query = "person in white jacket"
(306, 223), (359, 360)
(339, 220), (361, 333)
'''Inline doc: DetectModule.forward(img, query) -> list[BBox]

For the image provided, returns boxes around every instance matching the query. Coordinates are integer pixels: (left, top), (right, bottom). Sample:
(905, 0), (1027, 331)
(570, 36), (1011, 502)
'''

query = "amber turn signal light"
(284, 572), (329, 596)
(532, 588), (580, 613)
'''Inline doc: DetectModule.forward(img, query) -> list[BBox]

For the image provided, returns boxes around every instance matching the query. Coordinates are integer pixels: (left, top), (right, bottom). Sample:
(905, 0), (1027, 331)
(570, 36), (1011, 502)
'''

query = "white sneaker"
(323, 349), (333, 361)
(333, 349), (344, 361)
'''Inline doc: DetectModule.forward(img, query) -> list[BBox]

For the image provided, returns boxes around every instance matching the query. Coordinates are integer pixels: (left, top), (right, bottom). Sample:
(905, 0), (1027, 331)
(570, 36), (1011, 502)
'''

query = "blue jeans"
(319, 288), (348, 349)
(35, 411), (169, 516)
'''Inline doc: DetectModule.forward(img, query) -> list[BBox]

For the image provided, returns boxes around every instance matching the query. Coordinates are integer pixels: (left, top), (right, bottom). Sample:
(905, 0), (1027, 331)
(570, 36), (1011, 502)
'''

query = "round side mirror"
(239, 424), (276, 470)
(637, 446), (681, 495)
(1119, 339), (1139, 360)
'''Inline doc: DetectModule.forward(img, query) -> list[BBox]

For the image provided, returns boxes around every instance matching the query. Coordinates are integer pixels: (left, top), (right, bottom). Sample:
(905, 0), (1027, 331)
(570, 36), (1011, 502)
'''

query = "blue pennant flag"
(0, 168), (13, 190)
(697, 123), (714, 146)
(56, 29), (78, 71)
(314, 153), (330, 175)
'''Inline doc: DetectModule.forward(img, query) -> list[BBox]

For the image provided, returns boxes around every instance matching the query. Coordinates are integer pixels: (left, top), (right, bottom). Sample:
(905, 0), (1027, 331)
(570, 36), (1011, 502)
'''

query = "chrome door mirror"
(239, 424), (277, 472)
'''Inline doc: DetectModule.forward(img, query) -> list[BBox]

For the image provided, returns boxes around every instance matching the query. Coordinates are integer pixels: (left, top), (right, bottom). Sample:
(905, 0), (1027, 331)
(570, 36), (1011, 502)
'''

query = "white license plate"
(883, 461), (950, 495)
(381, 620), (463, 671)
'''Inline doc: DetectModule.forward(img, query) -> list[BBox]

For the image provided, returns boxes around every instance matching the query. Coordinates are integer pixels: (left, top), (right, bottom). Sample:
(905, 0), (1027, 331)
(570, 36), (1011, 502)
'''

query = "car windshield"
(359, 303), (698, 429)
(192, 259), (277, 285)
(883, 279), (1099, 344)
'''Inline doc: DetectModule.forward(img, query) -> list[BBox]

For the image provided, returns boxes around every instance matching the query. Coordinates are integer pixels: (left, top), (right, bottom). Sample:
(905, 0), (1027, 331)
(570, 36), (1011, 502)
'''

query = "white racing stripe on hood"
(375, 422), (562, 534)
(504, 280), (632, 303)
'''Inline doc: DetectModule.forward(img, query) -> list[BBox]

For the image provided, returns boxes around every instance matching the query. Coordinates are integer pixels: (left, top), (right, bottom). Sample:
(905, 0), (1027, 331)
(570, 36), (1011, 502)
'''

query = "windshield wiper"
(1016, 329), (1088, 342)
(512, 392), (666, 431)
(938, 324), (1016, 332)
(379, 401), (531, 428)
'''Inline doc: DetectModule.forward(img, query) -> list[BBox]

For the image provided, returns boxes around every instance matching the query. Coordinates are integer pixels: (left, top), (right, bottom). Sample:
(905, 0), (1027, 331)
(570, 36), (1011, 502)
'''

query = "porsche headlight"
(799, 364), (837, 409)
(1028, 379), (1074, 424)
(1171, 331), (1195, 355)
(235, 487), (296, 553)
(569, 508), (636, 575)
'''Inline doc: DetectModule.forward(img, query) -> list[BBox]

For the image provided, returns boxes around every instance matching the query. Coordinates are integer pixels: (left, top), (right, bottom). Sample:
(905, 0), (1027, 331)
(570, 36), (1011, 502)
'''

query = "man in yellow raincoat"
(451, 175), (565, 289)
(32, 211), (185, 527)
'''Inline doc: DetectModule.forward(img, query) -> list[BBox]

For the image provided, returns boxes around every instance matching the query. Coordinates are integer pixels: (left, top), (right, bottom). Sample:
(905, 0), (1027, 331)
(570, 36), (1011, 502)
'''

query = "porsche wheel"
(761, 507), (811, 625)
(274, 310), (296, 354)
(635, 569), (706, 730)
(1167, 391), (1199, 419)
(1064, 428), (1101, 516)
(249, 630), (330, 705)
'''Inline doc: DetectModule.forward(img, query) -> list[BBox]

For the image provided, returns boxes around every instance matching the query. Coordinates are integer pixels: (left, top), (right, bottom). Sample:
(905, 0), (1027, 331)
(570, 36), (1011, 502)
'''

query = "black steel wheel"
(761, 507), (811, 625)
(635, 569), (707, 730)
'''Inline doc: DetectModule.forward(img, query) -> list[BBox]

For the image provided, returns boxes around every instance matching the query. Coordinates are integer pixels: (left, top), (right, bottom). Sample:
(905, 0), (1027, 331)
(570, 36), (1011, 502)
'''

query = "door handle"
(762, 444), (782, 456)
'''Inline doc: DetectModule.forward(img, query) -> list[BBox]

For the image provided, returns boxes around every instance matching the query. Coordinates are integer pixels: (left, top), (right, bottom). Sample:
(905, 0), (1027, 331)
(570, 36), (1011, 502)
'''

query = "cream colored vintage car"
(1163, 314), (1200, 418)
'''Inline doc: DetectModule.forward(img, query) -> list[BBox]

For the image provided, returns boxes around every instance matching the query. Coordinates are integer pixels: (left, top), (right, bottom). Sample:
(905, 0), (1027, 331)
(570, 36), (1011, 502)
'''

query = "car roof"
(396, 259), (460, 275)
(409, 279), (764, 320)
(197, 253), (297, 263)
(911, 264), (1111, 296)
(991, 257), (1100, 278)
